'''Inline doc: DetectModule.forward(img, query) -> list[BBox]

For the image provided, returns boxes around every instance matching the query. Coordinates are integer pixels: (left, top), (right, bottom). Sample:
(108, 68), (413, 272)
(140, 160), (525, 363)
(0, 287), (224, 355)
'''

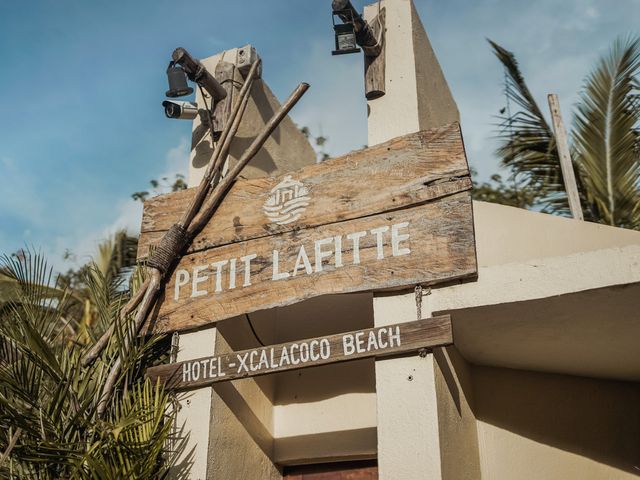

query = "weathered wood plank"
(142, 192), (475, 334)
(146, 315), (452, 390)
(137, 122), (470, 259)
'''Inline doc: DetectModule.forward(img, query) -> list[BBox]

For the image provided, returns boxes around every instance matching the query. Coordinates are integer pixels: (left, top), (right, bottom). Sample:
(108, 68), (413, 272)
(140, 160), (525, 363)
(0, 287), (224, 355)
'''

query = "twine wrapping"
(146, 224), (189, 274)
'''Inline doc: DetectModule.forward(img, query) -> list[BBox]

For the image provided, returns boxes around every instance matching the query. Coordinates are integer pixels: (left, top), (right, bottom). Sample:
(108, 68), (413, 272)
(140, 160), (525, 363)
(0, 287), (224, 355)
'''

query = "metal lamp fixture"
(332, 9), (361, 55)
(165, 62), (194, 98)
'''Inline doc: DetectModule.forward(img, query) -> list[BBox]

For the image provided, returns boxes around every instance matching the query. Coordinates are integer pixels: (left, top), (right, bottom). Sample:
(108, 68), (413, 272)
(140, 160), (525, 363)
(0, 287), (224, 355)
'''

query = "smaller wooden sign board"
(146, 315), (452, 390)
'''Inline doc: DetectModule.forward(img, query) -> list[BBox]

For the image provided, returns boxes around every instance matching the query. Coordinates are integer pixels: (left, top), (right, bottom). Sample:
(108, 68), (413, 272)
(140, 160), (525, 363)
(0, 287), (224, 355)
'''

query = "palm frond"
(488, 39), (568, 212)
(0, 251), (183, 478)
(573, 36), (640, 228)
(95, 230), (139, 286)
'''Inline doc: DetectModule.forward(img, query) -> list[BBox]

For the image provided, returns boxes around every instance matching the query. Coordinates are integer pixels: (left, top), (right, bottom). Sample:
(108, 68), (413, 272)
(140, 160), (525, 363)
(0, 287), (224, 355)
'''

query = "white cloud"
(163, 137), (190, 180)
(6, 0), (640, 273)
(0, 155), (45, 225)
(54, 138), (190, 271)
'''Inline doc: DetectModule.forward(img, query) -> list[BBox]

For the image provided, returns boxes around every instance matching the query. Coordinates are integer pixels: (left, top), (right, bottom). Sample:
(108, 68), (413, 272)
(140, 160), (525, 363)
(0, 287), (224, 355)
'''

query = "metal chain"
(414, 285), (422, 321)
(169, 332), (180, 451)
(416, 285), (433, 358)
(170, 332), (180, 363)
(414, 285), (432, 320)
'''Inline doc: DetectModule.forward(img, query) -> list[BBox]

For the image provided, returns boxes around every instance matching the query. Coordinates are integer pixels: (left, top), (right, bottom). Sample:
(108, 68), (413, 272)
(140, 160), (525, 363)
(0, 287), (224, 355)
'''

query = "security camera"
(162, 100), (199, 120)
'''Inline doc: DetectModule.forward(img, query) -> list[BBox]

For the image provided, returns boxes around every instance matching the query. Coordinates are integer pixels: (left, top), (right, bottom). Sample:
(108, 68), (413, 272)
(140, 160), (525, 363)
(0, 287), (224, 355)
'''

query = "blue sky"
(1, 0), (638, 271)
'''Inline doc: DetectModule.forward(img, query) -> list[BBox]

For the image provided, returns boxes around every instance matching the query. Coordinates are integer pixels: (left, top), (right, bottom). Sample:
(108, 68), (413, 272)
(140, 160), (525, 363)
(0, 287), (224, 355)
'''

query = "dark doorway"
(283, 460), (378, 479)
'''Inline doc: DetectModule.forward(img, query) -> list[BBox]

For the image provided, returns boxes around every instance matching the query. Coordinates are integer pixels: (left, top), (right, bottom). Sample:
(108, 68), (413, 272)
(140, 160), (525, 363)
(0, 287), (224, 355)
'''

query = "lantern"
(165, 62), (193, 98)
(332, 10), (361, 55)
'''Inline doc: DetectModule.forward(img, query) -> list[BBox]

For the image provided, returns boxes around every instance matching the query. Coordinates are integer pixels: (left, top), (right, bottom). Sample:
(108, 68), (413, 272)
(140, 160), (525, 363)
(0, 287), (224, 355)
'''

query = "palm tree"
(0, 247), (190, 478)
(67, 231), (139, 345)
(490, 36), (640, 229)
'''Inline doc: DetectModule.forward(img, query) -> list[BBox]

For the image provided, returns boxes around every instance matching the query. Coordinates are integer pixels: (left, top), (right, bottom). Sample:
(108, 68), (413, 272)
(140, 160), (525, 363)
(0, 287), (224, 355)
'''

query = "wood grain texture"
(146, 315), (452, 390)
(143, 192), (475, 334)
(547, 94), (584, 221)
(364, 8), (385, 100)
(139, 122), (477, 334)
(137, 122), (470, 259)
(212, 61), (235, 135)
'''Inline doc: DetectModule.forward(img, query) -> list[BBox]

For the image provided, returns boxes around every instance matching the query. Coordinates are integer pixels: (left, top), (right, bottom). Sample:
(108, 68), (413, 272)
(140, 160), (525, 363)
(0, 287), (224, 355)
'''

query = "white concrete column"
(374, 292), (442, 479)
(364, 1), (459, 479)
(365, 0), (458, 147)
(173, 329), (217, 479)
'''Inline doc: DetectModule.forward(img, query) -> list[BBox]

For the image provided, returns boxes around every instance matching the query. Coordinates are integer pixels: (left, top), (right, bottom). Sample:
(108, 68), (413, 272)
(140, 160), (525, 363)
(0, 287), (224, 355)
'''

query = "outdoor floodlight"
(166, 62), (194, 98)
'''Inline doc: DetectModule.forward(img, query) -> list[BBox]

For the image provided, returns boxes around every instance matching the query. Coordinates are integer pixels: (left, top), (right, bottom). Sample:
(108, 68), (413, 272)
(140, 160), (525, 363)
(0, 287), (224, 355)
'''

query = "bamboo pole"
(83, 60), (261, 369)
(179, 59), (262, 228)
(94, 80), (310, 416)
(548, 94), (584, 221)
(189, 82), (310, 235)
(82, 277), (150, 367)
(0, 428), (22, 468)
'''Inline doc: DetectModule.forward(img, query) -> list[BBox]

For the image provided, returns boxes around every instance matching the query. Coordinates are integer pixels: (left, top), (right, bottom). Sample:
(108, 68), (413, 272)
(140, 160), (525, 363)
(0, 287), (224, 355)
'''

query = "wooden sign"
(146, 315), (452, 390)
(138, 122), (477, 334)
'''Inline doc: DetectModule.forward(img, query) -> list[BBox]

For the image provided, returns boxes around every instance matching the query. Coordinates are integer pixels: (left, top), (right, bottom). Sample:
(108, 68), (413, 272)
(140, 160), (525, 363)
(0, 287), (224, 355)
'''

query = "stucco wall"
(473, 365), (640, 479)
(207, 331), (281, 480)
(434, 347), (481, 479)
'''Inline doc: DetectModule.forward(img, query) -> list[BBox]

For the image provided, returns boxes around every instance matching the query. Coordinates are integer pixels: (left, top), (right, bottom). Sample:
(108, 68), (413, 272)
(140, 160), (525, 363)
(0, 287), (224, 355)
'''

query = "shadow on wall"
(216, 293), (377, 405)
(473, 365), (640, 474)
(192, 79), (278, 171)
(228, 134), (278, 175)
(191, 77), (314, 178)
(274, 428), (378, 466)
(273, 358), (376, 406)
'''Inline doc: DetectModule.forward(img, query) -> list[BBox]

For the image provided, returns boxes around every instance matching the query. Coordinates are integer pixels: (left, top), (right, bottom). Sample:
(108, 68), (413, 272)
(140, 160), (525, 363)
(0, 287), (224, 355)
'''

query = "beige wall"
(212, 294), (379, 468)
(188, 48), (316, 186)
(434, 347), (481, 479)
(473, 365), (640, 479)
(207, 332), (281, 480)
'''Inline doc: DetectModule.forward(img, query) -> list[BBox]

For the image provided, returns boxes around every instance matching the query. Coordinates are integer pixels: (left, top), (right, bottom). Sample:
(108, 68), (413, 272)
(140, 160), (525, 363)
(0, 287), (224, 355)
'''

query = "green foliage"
(132, 174), (188, 203)
(490, 37), (640, 229)
(573, 37), (640, 227)
(489, 39), (563, 211)
(471, 168), (536, 209)
(299, 125), (330, 162)
(0, 249), (189, 478)
(57, 231), (139, 345)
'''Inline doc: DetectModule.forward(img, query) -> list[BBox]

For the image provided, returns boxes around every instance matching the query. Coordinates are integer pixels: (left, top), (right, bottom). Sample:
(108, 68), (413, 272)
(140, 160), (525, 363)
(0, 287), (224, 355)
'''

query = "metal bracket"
(236, 45), (262, 78)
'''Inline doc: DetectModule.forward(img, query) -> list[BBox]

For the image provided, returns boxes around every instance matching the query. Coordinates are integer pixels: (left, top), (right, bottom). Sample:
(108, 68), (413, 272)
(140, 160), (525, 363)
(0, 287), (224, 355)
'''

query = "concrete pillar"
(373, 292), (442, 479)
(365, 0), (458, 147)
(172, 329), (217, 480)
(173, 47), (316, 479)
(364, 1), (479, 479)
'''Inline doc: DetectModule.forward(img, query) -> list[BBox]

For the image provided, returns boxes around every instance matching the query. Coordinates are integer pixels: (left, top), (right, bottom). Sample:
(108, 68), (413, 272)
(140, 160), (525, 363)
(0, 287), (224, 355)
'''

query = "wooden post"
(547, 94), (584, 221)
(364, 8), (386, 100)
